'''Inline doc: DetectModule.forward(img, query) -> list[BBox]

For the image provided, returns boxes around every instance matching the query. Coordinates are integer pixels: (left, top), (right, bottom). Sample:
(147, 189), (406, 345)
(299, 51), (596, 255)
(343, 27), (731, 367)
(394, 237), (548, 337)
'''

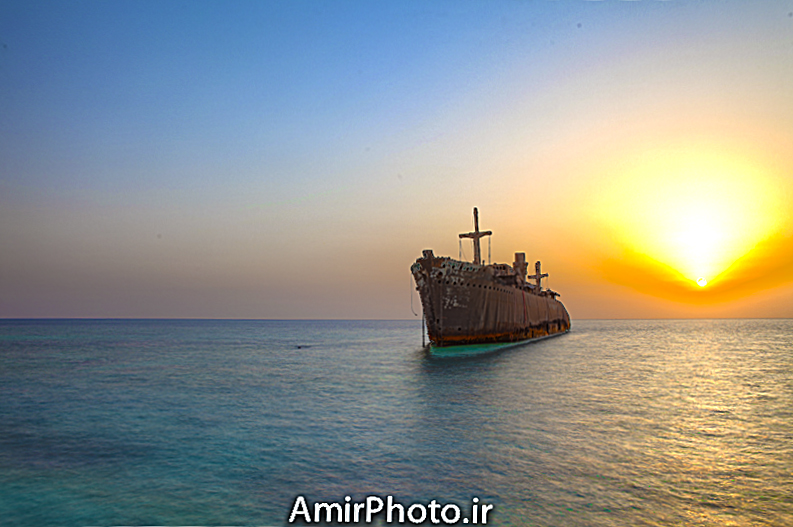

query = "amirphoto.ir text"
(288, 495), (494, 524)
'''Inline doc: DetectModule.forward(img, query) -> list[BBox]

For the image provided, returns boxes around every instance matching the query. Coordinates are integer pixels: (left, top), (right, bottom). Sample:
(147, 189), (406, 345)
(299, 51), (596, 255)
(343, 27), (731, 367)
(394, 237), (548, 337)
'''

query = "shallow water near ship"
(1, 319), (791, 526)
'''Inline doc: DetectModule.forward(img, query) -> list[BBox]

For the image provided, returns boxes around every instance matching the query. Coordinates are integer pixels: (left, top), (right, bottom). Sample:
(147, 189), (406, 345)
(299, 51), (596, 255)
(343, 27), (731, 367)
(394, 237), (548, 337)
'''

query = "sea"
(1, 319), (791, 527)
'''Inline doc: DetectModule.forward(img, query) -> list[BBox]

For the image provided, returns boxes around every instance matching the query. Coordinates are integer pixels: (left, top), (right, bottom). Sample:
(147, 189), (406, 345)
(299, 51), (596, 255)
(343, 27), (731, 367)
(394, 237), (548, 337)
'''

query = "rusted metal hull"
(411, 253), (570, 348)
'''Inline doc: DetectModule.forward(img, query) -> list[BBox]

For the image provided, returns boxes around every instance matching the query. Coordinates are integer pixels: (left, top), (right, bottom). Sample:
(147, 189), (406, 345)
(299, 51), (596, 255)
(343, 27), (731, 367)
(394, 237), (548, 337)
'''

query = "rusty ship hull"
(411, 208), (570, 349)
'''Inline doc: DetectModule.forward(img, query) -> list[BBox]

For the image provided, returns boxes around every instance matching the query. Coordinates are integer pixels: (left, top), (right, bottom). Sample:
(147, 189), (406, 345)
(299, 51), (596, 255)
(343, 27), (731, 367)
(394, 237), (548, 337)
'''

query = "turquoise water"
(1, 319), (791, 526)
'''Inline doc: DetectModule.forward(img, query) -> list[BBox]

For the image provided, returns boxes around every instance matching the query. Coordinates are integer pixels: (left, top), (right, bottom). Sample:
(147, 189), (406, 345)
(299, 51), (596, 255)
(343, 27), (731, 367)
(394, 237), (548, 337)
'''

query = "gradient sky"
(2, 1), (792, 319)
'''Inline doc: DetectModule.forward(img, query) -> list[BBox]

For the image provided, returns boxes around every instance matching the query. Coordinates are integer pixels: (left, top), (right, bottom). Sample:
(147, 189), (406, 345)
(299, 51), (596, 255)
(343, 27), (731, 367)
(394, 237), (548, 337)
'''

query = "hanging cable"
(488, 236), (491, 265)
(410, 272), (418, 316)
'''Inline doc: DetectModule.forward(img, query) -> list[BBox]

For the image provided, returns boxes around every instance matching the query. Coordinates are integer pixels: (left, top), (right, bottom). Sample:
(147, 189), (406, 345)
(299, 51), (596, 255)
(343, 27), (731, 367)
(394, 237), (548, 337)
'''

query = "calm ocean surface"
(1, 319), (791, 526)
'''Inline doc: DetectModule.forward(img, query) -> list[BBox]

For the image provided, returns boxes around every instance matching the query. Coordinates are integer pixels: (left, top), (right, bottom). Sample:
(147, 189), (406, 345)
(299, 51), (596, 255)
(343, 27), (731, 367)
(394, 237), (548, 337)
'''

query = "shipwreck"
(411, 208), (570, 350)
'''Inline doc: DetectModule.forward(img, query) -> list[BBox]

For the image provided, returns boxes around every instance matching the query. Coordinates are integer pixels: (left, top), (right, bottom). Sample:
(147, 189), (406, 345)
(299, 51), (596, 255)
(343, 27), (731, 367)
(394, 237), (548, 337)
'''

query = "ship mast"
(529, 261), (549, 291)
(459, 207), (492, 265)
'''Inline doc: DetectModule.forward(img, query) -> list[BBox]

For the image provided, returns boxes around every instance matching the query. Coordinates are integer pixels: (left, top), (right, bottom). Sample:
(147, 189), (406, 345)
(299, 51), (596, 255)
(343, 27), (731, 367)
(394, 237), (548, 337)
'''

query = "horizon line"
(1, 317), (792, 321)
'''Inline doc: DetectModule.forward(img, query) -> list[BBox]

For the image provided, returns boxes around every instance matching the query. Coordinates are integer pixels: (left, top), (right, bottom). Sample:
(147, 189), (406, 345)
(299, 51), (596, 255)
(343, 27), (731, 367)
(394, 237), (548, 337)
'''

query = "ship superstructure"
(411, 208), (570, 348)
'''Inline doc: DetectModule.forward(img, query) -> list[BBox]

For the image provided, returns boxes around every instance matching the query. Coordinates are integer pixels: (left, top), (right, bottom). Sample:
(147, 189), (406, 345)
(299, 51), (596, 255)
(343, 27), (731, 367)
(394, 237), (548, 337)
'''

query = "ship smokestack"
(513, 252), (527, 280)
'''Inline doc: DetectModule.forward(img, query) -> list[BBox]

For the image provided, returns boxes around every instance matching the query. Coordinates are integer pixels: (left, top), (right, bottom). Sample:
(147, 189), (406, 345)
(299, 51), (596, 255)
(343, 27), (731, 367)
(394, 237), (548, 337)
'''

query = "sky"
(1, 0), (792, 319)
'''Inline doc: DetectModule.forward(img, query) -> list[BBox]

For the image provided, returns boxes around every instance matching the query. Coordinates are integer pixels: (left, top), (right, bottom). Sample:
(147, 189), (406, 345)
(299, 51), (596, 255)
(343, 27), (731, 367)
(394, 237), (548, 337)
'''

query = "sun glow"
(595, 149), (784, 289)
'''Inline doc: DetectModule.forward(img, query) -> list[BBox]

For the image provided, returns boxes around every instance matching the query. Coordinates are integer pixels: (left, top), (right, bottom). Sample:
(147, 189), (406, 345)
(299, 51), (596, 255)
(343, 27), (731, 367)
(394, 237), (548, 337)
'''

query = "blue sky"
(2, 1), (793, 318)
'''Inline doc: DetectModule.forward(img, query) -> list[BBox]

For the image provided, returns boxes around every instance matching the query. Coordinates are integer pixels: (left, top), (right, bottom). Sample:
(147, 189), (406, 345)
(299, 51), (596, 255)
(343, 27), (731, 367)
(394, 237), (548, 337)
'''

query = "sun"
(594, 149), (784, 288)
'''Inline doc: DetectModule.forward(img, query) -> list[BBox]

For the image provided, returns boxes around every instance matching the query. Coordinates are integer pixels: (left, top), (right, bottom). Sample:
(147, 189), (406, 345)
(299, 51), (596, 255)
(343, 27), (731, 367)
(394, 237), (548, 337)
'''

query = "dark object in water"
(411, 208), (570, 350)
